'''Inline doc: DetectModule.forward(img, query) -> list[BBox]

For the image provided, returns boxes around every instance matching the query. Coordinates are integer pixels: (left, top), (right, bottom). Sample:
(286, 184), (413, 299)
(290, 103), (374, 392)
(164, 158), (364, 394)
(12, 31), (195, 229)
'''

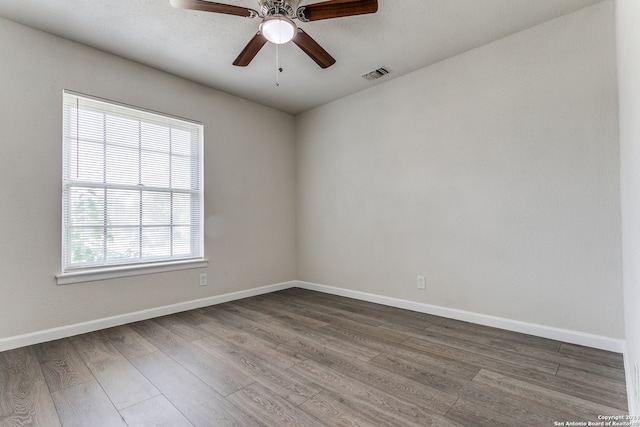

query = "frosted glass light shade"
(261, 15), (296, 44)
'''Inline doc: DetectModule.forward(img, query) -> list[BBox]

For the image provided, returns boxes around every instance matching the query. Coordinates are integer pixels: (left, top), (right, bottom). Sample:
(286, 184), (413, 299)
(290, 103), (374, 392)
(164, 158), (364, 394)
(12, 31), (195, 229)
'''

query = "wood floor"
(0, 288), (628, 426)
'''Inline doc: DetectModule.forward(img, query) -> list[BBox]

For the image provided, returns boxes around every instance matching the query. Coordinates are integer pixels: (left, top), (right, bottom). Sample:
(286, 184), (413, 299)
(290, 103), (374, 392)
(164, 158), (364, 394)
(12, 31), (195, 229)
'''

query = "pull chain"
(276, 43), (281, 86)
(275, 43), (285, 87)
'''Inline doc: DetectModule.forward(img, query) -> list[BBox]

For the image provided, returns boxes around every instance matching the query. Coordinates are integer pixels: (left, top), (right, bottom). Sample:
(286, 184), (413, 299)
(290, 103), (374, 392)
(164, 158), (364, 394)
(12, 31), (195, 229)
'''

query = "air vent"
(362, 67), (390, 81)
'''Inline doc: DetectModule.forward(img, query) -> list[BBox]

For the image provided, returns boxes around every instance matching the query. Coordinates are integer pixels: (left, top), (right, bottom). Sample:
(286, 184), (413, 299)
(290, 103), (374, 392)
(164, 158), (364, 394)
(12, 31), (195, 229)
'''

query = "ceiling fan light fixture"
(260, 15), (296, 44)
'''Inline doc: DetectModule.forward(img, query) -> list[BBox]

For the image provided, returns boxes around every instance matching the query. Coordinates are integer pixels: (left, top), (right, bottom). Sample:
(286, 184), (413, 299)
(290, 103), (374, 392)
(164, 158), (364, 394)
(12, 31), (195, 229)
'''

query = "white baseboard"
(0, 281), (295, 352)
(294, 280), (625, 353)
(623, 343), (637, 415)
(0, 279), (625, 354)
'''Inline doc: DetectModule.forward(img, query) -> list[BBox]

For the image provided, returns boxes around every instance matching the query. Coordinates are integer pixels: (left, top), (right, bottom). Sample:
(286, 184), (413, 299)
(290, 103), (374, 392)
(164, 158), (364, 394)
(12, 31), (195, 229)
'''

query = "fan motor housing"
(259, 0), (300, 18)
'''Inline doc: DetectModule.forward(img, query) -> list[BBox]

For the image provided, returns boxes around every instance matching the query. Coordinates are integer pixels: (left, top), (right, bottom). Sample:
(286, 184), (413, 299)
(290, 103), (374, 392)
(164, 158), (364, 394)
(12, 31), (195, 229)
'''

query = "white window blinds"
(62, 91), (203, 272)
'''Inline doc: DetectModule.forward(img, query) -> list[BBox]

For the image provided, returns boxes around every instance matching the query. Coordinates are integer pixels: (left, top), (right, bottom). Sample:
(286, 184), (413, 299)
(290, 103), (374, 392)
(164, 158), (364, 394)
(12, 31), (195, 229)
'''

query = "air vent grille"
(362, 67), (390, 81)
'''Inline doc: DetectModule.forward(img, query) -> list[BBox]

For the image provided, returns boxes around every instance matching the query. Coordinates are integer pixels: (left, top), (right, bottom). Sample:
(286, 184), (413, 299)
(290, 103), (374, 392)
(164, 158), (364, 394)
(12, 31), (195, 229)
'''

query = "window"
(59, 91), (204, 282)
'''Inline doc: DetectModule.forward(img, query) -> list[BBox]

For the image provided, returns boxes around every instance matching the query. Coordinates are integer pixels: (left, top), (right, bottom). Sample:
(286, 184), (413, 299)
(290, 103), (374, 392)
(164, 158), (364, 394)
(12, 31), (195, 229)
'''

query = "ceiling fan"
(169, 0), (378, 68)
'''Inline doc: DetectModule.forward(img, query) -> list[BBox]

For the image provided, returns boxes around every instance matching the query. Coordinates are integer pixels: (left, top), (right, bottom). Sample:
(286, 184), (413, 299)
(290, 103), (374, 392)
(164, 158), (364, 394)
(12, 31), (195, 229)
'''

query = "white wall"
(617, 0), (640, 415)
(296, 1), (623, 339)
(0, 18), (296, 341)
(0, 0), (625, 355)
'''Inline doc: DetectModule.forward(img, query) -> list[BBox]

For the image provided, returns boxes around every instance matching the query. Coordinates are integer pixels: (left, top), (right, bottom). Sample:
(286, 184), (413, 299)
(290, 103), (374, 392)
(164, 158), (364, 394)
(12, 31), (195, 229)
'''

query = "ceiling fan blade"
(233, 32), (268, 66)
(292, 29), (336, 69)
(170, 0), (257, 18)
(297, 0), (377, 22)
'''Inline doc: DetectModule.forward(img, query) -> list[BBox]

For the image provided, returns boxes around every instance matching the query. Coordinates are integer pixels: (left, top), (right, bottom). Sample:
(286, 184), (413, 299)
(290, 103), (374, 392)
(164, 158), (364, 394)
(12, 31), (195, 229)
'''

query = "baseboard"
(623, 342), (638, 415)
(0, 279), (625, 354)
(294, 280), (625, 353)
(0, 280), (295, 352)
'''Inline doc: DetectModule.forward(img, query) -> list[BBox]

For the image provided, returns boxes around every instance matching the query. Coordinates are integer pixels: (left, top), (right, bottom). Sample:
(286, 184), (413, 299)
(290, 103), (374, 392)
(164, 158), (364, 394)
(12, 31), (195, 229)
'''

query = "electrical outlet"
(417, 275), (426, 290)
(199, 273), (208, 287)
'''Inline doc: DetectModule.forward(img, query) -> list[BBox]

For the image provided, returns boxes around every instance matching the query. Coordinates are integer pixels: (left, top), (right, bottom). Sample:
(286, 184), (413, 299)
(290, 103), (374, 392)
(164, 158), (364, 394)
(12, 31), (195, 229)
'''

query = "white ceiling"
(0, 0), (604, 114)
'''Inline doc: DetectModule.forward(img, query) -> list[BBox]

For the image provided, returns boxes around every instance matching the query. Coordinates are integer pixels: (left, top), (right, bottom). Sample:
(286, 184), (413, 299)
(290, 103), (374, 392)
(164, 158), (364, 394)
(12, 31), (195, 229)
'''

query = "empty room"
(1, 0), (639, 425)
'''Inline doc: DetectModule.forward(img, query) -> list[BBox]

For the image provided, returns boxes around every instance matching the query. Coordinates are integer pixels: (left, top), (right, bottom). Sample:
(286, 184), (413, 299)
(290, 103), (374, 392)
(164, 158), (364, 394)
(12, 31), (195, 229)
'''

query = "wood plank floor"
(0, 288), (628, 426)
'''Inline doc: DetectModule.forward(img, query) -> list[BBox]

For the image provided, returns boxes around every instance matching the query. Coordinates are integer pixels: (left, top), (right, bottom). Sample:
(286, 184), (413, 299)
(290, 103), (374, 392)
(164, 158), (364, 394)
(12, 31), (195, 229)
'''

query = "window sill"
(56, 259), (209, 285)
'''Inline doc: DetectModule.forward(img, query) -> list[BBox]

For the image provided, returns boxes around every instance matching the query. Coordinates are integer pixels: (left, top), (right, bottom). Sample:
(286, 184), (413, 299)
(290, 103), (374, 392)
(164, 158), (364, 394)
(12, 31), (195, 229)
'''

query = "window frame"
(56, 91), (207, 285)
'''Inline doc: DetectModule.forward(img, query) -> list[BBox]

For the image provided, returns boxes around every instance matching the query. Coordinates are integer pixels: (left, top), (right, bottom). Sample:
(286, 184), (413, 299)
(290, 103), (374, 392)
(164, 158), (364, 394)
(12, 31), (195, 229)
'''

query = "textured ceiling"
(0, 0), (604, 114)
